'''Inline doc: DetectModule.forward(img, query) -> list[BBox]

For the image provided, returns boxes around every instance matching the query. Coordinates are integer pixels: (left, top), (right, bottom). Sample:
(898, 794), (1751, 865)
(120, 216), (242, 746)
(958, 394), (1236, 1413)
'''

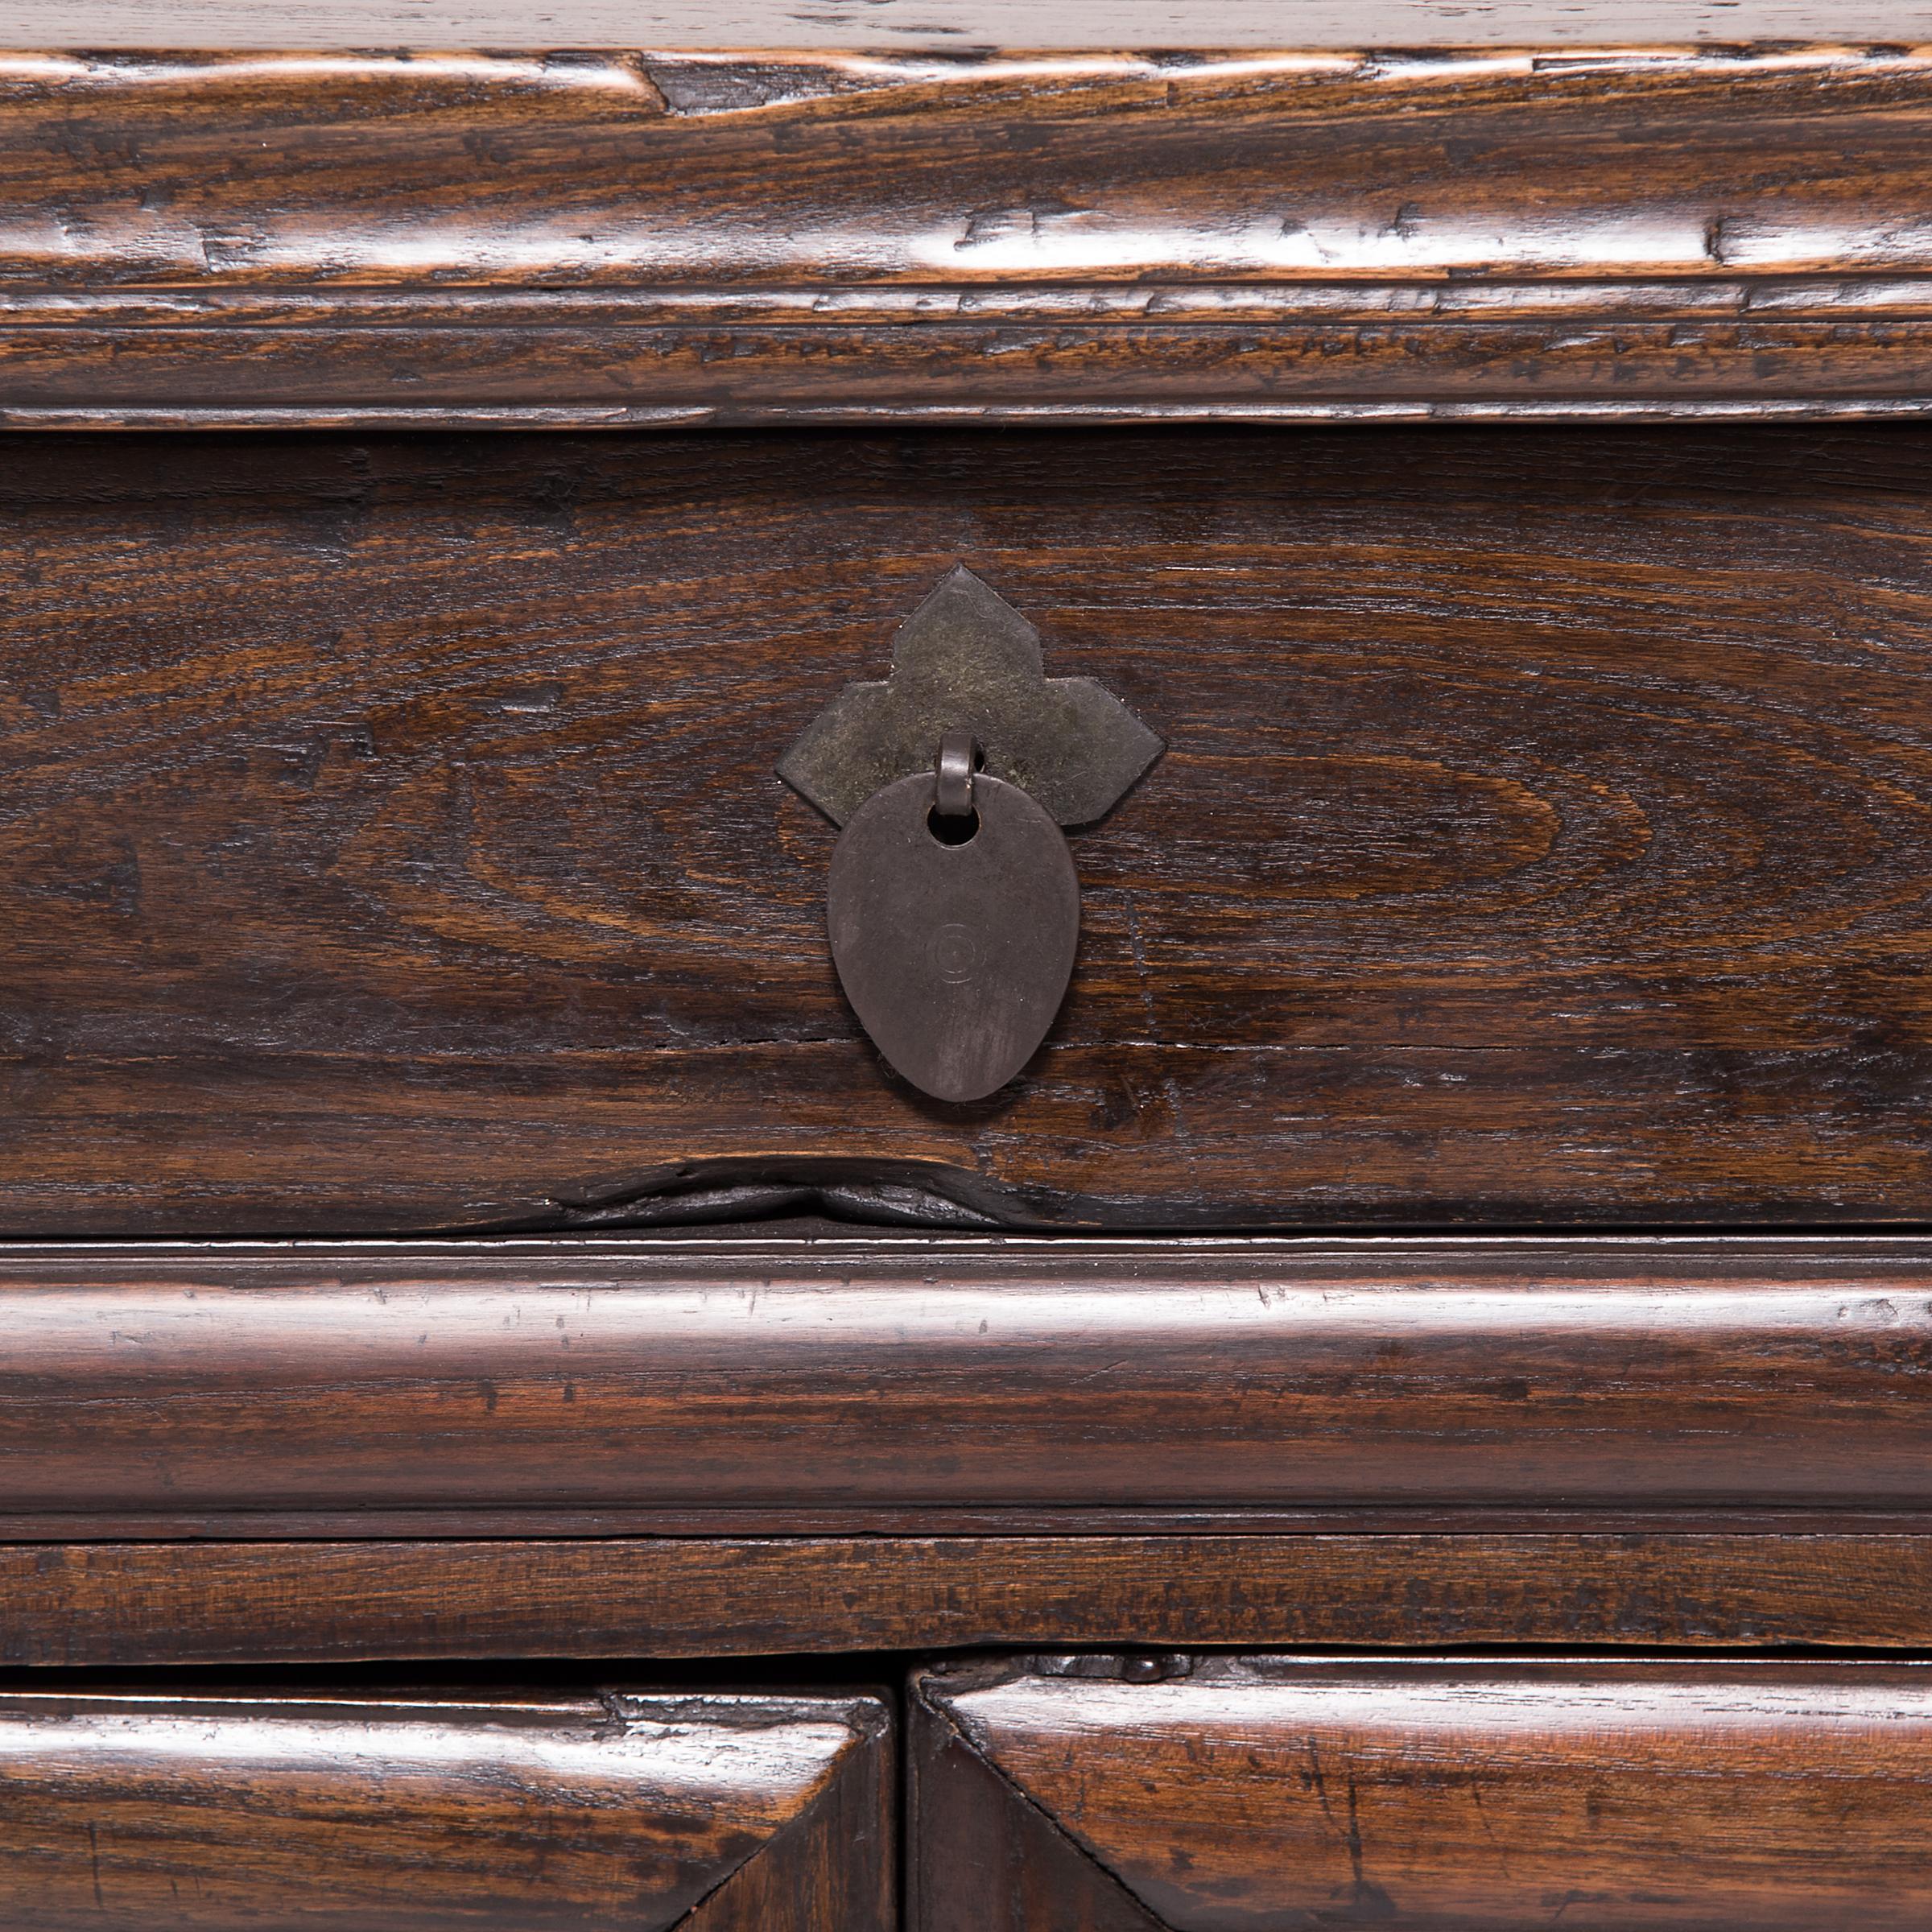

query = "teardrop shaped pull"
(827, 744), (1079, 1103)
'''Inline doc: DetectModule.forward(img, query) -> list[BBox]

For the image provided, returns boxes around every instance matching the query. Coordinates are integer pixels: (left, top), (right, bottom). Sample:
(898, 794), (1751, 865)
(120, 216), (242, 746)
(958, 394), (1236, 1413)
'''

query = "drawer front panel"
(7, 426), (1932, 1231)
(913, 1657), (1932, 1931)
(0, 1687), (890, 1931)
(3, 1237), (1930, 1525)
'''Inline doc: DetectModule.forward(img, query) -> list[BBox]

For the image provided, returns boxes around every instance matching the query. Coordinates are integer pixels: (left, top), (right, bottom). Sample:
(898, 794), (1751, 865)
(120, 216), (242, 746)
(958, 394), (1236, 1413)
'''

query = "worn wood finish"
(4, 50), (1932, 423)
(4, 1237), (1931, 1523)
(916, 1657), (1932, 1930)
(12, 428), (1932, 1227)
(678, 1704), (892, 1932)
(0, 1684), (890, 1930)
(910, 1690), (1165, 1932)
(8, 1534), (1932, 1666)
(4, 3), (1926, 50)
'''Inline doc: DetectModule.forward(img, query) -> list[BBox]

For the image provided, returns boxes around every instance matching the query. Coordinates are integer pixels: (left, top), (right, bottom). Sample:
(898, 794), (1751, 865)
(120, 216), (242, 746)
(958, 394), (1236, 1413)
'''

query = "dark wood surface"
(680, 1703), (892, 1932)
(4, 28), (1930, 1909)
(5, 1237), (1931, 1525)
(10, 428), (1932, 1228)
(914, 1656), (1932, 1931)
(910, 1687), (1166, 1932)
(2, 3), (1923, 50)
(0, 1683), (890, 1930)
(10, 1534), (1932, 1666)
(3, 50), (1932, 423)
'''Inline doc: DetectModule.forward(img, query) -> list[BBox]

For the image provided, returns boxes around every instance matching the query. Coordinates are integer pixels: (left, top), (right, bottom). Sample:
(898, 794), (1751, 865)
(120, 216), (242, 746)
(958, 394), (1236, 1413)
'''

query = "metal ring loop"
(934, 730), (978, 821)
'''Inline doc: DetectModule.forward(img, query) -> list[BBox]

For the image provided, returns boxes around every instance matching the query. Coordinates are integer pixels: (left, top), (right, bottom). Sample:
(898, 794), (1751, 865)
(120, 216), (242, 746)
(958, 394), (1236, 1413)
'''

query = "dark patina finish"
(827, 761), (1080, 1103)
(4, 23), (1932, 1930)
(786, 568), (1156, 1101)
(777, 565), (1162, 828)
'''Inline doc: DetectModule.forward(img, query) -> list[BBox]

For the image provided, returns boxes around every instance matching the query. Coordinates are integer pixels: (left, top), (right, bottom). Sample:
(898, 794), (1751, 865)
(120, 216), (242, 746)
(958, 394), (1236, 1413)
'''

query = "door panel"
(913, 1656), (1932, 1931)
(0, 1686), (891, 1930)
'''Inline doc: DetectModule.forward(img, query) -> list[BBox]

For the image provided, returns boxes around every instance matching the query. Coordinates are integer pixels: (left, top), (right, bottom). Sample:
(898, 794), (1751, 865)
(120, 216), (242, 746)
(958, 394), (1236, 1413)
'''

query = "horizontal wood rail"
(8, 1533), (1932, 1664)
(2, 1236), (1929, 1528)
(5, 47), (1932, 422)
(0, 1684), (892, 1929)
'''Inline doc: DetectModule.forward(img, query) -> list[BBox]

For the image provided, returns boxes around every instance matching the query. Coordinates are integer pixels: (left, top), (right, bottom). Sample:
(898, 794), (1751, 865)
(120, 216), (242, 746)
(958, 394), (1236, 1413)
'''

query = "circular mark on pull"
(932, 922), (981, 985)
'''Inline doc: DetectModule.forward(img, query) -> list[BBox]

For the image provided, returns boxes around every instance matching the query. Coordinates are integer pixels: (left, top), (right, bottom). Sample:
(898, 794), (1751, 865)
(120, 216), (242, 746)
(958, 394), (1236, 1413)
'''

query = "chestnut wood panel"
(0, 1684), (890, 1931)
(2, 3), (1922, 50)
(4, 1237), (1931, 1524)
(2, 48), (1932, 423)
(8, 1534), (1932, 1666)
(9, 427), (1932, 1228)
(914, 1657), (1932, 1932)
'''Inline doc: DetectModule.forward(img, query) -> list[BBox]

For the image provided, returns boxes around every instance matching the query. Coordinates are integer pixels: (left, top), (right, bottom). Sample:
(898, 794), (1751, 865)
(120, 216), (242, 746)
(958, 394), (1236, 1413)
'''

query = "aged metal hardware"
(933, 728), (978, 828)
(778, 566), (1162, 829)
(827, 742), (1081, 1103)
(782, 568), (1162, 1102)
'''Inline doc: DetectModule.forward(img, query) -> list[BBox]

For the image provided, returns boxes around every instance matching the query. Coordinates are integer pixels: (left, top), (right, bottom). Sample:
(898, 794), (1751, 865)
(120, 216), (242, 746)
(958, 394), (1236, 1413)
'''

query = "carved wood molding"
(5, 3), (1930, 50)
(5, 47), (1932, 422)
(5, 1236), (1932, 1527)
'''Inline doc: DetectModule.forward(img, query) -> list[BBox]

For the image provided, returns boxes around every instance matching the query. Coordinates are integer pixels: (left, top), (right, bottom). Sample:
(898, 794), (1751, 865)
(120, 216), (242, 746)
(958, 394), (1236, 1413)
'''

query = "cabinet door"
(911, 1656), (1932, 1930)
(0, 1686), (891, 1931)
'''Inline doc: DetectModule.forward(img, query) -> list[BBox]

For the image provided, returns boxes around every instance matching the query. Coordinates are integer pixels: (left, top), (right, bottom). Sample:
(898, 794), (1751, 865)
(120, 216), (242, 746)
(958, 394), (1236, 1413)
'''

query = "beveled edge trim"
(2, 1232), (1930, 1524)
(2, 2), (1932, 52)
(0, 1677), (887, 1930)
(4, 46), (1932, 421)
(7, 398), (1932, 431)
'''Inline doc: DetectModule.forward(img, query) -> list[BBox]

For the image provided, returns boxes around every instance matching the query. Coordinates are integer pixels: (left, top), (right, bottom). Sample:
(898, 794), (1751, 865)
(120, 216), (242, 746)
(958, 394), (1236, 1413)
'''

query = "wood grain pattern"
(10, 427), (1932, 1227)
(4, 1236), (1930, 1524)
(679, 1699), (893, 1932)
(4, 2), (1926, 51)
(3, 49), (1932, 422)
(915, 1657), (1932, 1931)
(0, 1684), (889, 1930)
(909, 1689), (1165, 1932)
(8, 1534), (1932, 1666)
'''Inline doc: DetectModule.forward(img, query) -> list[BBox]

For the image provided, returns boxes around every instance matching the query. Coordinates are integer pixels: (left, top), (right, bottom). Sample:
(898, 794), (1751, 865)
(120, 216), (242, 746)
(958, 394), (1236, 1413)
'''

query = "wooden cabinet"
(4, 6), (1932, 1924)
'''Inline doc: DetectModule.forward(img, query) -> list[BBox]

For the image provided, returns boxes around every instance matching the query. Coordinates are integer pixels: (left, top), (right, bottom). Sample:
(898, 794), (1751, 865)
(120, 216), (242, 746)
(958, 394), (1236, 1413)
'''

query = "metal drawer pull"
(779, 568), (1162, 1102)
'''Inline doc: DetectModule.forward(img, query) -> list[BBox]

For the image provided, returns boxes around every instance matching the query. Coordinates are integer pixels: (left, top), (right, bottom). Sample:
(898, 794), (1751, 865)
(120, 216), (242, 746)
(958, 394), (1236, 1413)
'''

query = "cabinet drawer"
(8, 425), (1932, 1233)
(0, 1686), (891, 1931)
(912, 1657), (1932, 1931)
